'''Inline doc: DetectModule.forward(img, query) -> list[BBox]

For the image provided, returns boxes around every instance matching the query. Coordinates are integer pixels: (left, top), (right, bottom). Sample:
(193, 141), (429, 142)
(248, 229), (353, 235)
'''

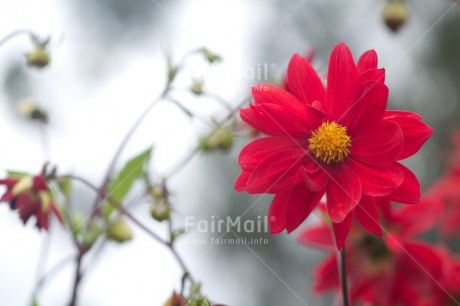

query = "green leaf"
(7, 170), (28, 178)
(58, 177), (72, 198)
(104, 147), (153, 219)
(30, 297), (39, 306)
(171, 227), (186, 244)
(172, 99), (193, 118)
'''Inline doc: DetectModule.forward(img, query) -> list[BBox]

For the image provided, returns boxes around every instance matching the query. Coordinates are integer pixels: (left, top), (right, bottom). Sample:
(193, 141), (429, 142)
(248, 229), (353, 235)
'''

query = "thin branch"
(61, 175), (197, 285)
(0, 29), (36, 48)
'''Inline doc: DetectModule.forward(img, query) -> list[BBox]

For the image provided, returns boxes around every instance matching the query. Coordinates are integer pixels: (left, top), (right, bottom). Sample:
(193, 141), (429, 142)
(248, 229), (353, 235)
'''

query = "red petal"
(234, 171), (250, 192)
(298, 222), (335, 250)
(268, 192), (287, 234)
(394, 198), (442, 237)
(383, 110), (422, 121)
(33, 174), (47, 191)
(50, 201), (63, 224)
(386, 163), (420, 204)
(332, 213), (353, 250)
(341, 81), (389, 133)
(389, 116), (433, 160)
(348, 159), (403, 196)
(238, 136), (305, 171)
(351, 120), (404, 165)
(357, 50), (378, 72)
(36, 209), (50, 230)
(240, 103), (309, 137)
(246, 150), (307, 194)
(299, 162), (329, 191)
(355, 195), (382, 237)
(1, 191), (15, 202)
(16, 193), (36, 224)
(325, 43), (359, 119)
(0, 178), (19, 187)
(286, 53), (325, 105)
(285, 184), (324, 233)
(252, 83), (306, 114)
(326, 164), (362, 223)
(313, 255), (340, 292)
(401, 242), (443, 279)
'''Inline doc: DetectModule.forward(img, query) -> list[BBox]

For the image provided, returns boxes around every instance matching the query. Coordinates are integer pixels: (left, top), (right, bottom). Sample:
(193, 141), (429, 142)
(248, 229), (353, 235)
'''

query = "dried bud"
(163, 292), (186, 306)
(190, 79), (205, 96)
(199, 127), (233, 152)
(382, 0), (409, 32)
(151, 201), (170, 222)
(17, 98), (48, 122)
(107, 219), (133, 243)
(25, 45), (50, 68)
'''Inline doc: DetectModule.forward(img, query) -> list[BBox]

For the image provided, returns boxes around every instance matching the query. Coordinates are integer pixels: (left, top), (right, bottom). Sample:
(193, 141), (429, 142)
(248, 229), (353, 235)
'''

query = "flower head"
(299, 200), (442, 306)
(0, 173), (62, 230)
(235, 42), (433, 247)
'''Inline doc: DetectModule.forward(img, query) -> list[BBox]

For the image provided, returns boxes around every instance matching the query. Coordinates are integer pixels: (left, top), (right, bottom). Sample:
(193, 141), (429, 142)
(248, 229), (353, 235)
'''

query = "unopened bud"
(190, 79), (205, 96)
(163, 292), (186, 306)
(26, 45), (50, 68)
(187, 297), (211, 306)
(199, 127), (233, 152)
(382, 0), (409, 32)
(151, 201), (170, 222)
(107, 219), (133, 243)
(17, 98), (48, 122)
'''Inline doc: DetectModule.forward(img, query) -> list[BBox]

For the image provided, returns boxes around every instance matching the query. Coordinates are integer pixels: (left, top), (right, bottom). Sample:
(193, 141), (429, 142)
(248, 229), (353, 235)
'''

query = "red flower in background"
(0, 173), (62, 230)
(420, 247), (460, 306)
(426, 132), (460, 237)
(299, 199), (442, 306)
(235, 42), (433, 247)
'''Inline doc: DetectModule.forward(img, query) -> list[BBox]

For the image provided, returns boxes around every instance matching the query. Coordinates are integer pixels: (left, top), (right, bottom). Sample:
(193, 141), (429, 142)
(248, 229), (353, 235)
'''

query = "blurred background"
(0, 0), (459, 305)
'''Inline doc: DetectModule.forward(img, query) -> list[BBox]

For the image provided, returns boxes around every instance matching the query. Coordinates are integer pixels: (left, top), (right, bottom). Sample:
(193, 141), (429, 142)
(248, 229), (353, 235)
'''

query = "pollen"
(308, 121), (351, 164)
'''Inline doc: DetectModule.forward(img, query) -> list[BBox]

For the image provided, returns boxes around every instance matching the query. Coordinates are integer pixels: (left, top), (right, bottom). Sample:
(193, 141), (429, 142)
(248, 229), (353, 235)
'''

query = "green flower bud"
(199, 127), (233, 152)
(26, 45), (50, 68)
(151, 201), (170, 222)
(107, 219), (133, 243)
(382, 0), (409, 32)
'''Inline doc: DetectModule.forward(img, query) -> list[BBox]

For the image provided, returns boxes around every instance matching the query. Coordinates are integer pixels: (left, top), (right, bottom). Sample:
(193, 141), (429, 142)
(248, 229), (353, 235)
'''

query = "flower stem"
(340, 247), (350, 306)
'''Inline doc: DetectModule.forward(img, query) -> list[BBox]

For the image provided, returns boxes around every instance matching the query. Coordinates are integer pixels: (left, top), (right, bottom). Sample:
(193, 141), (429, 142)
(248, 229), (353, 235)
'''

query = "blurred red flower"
(235, 42), (433, 247)
(0, 173), (62, 230)
(299, 199), (442, 306)
(426, 131), (460, 237)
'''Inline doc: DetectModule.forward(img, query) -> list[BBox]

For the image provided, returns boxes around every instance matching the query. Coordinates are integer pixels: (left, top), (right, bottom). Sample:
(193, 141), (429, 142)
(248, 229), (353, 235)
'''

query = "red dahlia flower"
(420, 247), (460, 306)
(235, 42), (433, 246)
(426, 132), (460, 237)
(0, 173), (62, 230)
(299, 199), (442, 306)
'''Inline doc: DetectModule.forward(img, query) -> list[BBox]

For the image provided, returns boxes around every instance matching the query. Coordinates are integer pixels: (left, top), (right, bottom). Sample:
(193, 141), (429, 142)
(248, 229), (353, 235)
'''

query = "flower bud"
(382, 0), (409, 32)
(187, 297), (211, 306)
(25, 45), (50, 68)
(190, 79), (205, 96)
(107, 219), (133, 243)
(163, 292), (186, 306)
(199, 127), (233, 152)
(151, 201), (170, 222)
(17, 98), (48, 122)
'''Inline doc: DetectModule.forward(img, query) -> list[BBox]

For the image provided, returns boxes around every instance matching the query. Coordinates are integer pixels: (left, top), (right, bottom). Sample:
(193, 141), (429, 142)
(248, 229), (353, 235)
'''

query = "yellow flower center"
(308, 121), (351, 164)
